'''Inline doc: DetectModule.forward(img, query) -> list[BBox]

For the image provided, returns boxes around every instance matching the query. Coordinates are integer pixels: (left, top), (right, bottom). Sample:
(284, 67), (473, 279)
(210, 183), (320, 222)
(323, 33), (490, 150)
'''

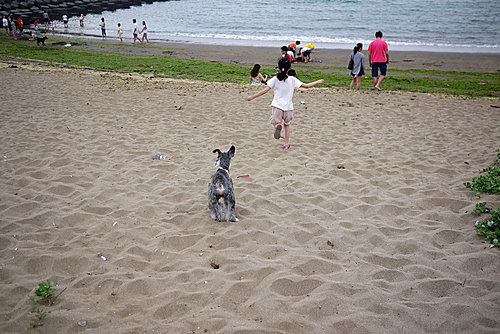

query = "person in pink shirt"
(368, 31), (390, 91)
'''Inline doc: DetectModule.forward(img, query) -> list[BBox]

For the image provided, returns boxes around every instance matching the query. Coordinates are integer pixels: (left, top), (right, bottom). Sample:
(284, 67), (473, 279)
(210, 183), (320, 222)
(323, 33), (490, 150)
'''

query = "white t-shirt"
(2, 18), (8, 27)
(62, 15), (68, 21)
(266, 76), (303, 111)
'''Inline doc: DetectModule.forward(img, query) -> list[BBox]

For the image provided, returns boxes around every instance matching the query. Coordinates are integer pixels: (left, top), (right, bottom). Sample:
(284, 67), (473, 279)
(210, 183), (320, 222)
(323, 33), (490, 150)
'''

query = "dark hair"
(288, 69), (296, 77)
(277, 57), (291, 81)
(133, 19), (136, 23)
(296, 41), (300, 45)
(118, 23), (121, 26)
(281, 45), (288, 52)
(353, 42), (363, 54)
(250, 64), (261, 78)
(142, 21), (146, 26)
(375, 31), (383, 38)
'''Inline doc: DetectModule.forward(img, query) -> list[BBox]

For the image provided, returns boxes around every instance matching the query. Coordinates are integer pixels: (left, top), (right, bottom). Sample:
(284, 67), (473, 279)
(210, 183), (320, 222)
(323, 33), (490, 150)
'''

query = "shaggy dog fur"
(207, 146), (238, 222)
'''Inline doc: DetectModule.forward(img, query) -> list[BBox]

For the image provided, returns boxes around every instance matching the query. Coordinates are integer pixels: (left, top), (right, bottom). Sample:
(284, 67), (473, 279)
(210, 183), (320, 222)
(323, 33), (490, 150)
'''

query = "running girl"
(245, 57), (324, 149)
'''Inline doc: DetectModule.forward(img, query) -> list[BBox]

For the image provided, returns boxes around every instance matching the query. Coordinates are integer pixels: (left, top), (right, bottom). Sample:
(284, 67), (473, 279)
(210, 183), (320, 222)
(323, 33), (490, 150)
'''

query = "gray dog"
(208, 145), (238, 222)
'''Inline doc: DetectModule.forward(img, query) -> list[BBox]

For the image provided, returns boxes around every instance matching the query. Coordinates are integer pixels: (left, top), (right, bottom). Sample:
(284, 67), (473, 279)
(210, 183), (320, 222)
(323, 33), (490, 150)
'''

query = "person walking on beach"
(50, 19), (55, 34)
(140, 21), (149, 45)
(368, 31), (389, 91)
(245, 57), (324, 149)
(10, 16), (17, 40)
(62, 14), (68, 28)
(99, 18), (106, 40)
(132, 19), (141, 44)
(2, 16), (8, 36)
(43, 11), (49, 32)
(17, 16), (23, 34)
(80, 14), (84, 27)
(349, 43), (365, 90)
(117, 23), (123, 42)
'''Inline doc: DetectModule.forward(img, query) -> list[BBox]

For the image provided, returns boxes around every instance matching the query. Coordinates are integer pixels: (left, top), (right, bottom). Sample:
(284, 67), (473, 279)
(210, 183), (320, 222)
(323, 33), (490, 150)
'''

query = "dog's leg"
(208, 198), (223, 222)
(226, 195), (238, 222)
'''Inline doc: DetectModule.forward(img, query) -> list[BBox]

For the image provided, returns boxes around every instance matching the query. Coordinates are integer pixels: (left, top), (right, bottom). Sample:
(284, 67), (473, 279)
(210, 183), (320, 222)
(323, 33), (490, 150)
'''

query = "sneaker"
(274, 124), (282, 139)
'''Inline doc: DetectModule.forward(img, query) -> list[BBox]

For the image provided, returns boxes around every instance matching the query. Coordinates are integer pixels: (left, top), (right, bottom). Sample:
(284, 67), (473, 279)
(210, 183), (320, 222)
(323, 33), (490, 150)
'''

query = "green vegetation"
(28, 280), (55, 328)
(1, 36), (499, 97)
(464, 151), (500, 195)
(473, 202), (492, 215)
(475, 208), (500, 248)
(465, 152), (500, 248)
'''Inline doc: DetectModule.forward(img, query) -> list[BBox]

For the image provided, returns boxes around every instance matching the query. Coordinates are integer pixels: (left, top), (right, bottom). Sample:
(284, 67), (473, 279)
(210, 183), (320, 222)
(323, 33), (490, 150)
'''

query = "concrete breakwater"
(0, 0), (170, 25)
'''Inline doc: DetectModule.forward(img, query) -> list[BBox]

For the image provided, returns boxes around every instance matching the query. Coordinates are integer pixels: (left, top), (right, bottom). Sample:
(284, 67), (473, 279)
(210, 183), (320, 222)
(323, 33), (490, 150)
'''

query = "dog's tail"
(216, 183), (225, 195)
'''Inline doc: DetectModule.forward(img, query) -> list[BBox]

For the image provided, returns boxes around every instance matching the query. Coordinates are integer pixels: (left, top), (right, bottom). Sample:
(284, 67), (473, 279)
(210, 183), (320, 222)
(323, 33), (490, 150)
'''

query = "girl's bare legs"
(350, 76), (355, 90)
(283, 124), (290, 147)
(356, 76), (362, 90)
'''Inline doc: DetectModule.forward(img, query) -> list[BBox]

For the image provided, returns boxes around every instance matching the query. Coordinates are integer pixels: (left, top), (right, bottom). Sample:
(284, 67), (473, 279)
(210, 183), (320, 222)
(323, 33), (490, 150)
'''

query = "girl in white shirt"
(246, 57), (324, 149)
(140, 21), (149, 45)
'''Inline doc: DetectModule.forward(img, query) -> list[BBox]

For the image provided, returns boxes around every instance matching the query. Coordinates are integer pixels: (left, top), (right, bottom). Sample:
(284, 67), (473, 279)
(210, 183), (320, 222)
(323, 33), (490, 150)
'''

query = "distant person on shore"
(2, 16), (8, 36)
(281, 46), (293, 62)
(349, 43), (365, 90)
(288, 40), (300, 60)
(34, 19), (39, 32)
(132, 19), (141, 44)
(9, 16), (16, 40)
(62, 14), (68, 28)
(17, 16), (23, 34)
(368, 30), (389, 91)
(80, 14), (84, 27)
(245, 57), (324, 150)
(43, 11), (49, 32)
(301, 43), (315, 63)
(140, 21), (149, 45)
(99, 18), (106, 40)
(50, 19), (55, 34)
(250, 64), (268, 85)
(117, 23), (123, 42)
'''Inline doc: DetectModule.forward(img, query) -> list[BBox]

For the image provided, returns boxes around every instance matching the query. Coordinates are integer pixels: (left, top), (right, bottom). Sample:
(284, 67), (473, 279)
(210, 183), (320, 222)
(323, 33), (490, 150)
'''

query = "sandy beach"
(0, 44), (499, 333)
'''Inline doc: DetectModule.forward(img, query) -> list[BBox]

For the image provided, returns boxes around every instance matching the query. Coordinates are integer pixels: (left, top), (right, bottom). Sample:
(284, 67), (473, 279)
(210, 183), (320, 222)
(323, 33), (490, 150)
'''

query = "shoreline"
(45, 33), (500, 73)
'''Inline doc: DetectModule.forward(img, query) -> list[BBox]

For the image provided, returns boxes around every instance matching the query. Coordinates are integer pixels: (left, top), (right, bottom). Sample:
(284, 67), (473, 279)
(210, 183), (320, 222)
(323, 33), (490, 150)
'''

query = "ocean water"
(61, 0), (500, 52)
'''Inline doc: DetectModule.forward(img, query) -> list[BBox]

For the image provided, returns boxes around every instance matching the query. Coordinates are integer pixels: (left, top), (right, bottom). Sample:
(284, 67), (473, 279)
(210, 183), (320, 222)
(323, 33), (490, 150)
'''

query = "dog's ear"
(228, 145), (235, 157)
(213, 149), (221, 156)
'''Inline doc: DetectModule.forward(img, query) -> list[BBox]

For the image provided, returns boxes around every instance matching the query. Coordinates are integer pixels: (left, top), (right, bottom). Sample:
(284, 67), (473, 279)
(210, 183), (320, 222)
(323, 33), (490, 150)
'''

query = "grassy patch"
(465, 151), (500, 248)
(1, 36), (499, 97)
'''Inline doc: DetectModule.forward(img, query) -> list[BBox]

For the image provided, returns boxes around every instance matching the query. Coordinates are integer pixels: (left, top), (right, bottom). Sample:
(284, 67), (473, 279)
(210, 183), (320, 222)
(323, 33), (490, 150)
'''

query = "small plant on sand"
(30, 280), (56, 305)
(473, 202), (491, 215)
(464, 151), (500, 195)
(475, 208), (500, 248)
(28, 280), (56, 328)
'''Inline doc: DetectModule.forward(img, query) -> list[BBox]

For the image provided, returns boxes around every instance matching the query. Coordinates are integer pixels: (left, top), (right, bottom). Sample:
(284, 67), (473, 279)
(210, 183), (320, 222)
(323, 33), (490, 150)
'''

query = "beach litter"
(112, 221), (118, 227)
(77, 320), (87, 327)
(97, 253), (107, 261)
(64, 43), (72, 47)
(152, 153), (169, 160)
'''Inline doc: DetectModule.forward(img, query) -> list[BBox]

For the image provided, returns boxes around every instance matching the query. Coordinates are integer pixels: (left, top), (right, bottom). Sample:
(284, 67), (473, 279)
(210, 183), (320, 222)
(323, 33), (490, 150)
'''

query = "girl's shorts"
(270, 106), (293, 126)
